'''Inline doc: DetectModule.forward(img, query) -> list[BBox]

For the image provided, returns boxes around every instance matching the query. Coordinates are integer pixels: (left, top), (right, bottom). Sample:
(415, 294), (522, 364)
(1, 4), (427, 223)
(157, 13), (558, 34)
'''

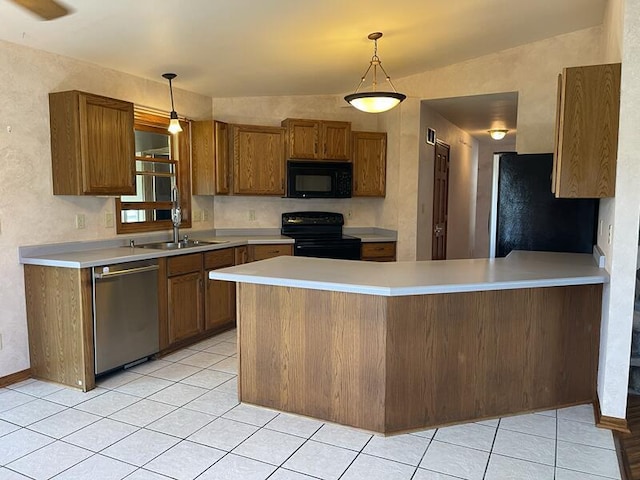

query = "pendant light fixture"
(488, 129), (508, 140)
(162, 72), (183, 134)
(344, 32), (406, 113)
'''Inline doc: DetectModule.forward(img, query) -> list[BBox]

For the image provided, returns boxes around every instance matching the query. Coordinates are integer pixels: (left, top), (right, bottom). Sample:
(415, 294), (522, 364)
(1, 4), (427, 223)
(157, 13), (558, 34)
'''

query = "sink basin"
(138, 239), (228, 250)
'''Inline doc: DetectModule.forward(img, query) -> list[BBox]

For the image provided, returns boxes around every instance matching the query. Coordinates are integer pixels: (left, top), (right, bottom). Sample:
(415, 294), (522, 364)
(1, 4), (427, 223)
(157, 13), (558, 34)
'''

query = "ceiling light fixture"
(344, 32), (406, 114)
(162, 73), (183, 134)
(489, 129), (508, 140)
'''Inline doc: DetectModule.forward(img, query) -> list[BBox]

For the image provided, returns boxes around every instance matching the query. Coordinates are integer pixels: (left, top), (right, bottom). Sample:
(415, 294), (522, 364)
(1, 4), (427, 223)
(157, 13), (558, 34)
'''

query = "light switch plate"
(75, 214), (86, 229)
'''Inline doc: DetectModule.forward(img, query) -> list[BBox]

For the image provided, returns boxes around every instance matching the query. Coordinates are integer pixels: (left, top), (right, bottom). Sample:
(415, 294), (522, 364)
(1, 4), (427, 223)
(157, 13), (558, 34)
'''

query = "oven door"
(294, 239), (361, 260)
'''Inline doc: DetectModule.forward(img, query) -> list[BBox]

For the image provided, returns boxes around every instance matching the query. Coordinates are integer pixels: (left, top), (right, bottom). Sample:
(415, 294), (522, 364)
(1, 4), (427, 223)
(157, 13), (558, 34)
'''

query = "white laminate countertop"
(18, 230), (396, 268)
(208, 250), (608, 296)
(18, 236), (290, 268)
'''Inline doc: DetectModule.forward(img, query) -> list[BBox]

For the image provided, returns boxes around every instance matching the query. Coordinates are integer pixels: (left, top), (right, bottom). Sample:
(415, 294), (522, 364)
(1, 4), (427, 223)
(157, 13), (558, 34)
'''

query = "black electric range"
(281, 211), (362, 260)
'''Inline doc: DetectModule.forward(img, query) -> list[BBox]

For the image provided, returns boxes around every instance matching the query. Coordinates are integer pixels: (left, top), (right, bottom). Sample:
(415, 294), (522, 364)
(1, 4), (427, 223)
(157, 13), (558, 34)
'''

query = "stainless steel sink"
(138, 239), (228, 250)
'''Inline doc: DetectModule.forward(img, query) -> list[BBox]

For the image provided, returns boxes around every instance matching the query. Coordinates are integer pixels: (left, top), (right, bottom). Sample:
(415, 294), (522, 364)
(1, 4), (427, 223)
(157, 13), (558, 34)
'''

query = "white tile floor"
(0, 328), (622, 480)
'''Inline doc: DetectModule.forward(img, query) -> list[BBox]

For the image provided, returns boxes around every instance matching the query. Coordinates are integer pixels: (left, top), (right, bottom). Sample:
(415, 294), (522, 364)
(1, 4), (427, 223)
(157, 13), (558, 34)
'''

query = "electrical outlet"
(249, 210), (256, 221)
(104, 212), (114, 228)
(75, 214), (86, 229)
(193, 210), (202, 222)
(599, 220), (603, 237)
(203, 209), (210, 221)
(608, 224), (613, 245)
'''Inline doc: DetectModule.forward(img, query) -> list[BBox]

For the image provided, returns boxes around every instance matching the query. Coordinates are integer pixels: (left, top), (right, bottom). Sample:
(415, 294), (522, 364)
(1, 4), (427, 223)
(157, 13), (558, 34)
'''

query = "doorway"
(432, 141), (450, 260)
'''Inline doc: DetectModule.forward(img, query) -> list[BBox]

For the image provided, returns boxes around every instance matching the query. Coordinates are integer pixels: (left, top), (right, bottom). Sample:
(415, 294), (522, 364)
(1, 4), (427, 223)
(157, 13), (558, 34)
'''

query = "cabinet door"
(205, 272), (235, 331)
(283, 119), (319, 159)
(204, 248), (236, 331)
(167, 271), (203, 344)
(50, 91), (135, 195)
(322, 121), (351, 160)
(235, 246), (248, 265)
(192, 120), (230, 195)
(215, 121), (231, 194)
(232, 125), (285, 195)
(352, 131), (386, 197)
(554, 63), (621, 198)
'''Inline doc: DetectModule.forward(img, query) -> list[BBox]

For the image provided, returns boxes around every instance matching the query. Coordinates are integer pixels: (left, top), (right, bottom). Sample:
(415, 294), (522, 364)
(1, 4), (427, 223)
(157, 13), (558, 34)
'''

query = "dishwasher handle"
(94, 264), (159, 280)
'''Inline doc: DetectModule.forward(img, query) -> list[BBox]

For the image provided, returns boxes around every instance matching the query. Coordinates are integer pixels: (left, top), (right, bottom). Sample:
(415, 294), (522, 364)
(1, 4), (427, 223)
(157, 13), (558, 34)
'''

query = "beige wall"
(418, 105), (479, 260)
(596, 0), (640, 419)
(0, 39), (212, 378)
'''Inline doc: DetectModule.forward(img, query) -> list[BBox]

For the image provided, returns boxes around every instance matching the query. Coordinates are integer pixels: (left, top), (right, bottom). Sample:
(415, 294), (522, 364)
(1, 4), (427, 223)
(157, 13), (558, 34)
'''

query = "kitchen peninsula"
(210, 251), (608, 434)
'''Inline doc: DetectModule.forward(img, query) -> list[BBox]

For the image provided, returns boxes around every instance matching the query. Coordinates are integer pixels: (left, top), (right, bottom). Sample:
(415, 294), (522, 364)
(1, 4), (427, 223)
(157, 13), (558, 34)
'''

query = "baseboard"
(595, 393), (631, 433)
(0, 369), (31, 388)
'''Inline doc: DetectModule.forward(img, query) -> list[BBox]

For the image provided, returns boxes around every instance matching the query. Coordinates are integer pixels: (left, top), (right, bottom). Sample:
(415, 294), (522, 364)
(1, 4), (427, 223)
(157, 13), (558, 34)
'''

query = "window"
(116, 111), (191, 234)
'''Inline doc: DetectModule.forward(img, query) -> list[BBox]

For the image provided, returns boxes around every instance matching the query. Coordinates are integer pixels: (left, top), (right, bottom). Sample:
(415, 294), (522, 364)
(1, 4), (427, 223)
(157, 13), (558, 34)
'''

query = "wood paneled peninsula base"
(210, 251), (608, 434)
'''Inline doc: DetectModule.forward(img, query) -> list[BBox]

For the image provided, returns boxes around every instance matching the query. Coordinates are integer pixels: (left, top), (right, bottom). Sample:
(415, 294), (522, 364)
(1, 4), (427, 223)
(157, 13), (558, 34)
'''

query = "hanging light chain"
(352, 33), (400, 95)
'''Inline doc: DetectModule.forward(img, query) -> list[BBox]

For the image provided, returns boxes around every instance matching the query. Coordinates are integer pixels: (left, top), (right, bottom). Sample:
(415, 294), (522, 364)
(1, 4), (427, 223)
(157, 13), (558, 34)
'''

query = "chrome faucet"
(171, 186), (182, 244)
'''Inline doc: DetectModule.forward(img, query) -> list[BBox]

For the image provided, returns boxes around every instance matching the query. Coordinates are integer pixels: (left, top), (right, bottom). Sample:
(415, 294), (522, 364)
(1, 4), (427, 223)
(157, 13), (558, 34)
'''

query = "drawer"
(167, 253), (202, 276)
(361, 242), (396, 260)
(204, 248), (234, 270)
(248, 244), (293, 262)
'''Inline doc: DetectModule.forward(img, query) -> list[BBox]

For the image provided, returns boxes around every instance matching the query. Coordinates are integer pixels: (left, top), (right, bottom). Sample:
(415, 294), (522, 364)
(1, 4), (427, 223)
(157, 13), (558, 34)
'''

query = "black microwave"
(286, 161), (352, 198)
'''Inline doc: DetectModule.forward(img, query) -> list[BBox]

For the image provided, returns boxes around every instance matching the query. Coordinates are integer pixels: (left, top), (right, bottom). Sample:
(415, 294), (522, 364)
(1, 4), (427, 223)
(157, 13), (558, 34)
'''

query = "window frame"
(116, 111), (191, 234)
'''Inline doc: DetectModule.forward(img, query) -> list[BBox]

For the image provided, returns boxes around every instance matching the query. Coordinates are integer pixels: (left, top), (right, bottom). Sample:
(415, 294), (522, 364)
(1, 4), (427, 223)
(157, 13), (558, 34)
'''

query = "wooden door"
(321, 121), (351, 160)
(168, 272), (203, 344)
(352, 131), (386, 197)
(80, 93), (135, 195)
(232, 125), (286, 195)
(214, 121), (230, 194)
(432, 141), (450, 260)
(284, 119), (319, 159)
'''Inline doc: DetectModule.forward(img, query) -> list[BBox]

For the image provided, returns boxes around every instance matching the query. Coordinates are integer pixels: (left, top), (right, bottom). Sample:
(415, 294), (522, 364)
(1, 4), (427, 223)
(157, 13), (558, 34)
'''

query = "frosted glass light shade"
(489, 129), (508, 140)
(345, 92), (406, 113)
(168, 113), (183, 134)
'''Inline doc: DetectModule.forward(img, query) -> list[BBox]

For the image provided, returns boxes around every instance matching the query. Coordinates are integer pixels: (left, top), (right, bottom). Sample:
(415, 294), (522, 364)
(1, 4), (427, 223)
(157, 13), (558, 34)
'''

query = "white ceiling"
(0, 0), (607, 98)
(424, 92), (519, 144)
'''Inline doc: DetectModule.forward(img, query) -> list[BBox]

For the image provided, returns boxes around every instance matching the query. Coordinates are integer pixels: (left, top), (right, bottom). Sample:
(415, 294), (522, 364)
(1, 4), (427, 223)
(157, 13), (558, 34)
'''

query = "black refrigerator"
(489, 153), (598, 258)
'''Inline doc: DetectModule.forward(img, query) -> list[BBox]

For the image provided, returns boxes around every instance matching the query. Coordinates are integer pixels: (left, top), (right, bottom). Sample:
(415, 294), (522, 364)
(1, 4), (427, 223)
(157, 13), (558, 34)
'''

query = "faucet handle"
(183, 234), (189, 243)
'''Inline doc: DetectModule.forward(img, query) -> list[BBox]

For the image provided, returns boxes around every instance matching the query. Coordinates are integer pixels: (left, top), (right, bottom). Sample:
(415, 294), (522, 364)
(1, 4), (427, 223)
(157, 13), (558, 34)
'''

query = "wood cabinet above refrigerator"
(553, 63), (621, 198)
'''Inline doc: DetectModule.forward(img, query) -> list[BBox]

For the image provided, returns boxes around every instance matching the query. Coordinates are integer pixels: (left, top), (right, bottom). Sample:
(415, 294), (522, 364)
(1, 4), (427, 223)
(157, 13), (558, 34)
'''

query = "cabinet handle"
(314, 143), (317, 155)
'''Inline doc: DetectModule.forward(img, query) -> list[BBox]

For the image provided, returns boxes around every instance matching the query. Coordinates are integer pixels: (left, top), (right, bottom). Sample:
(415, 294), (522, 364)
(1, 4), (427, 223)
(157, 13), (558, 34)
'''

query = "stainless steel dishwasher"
(92, 260), (159, 375)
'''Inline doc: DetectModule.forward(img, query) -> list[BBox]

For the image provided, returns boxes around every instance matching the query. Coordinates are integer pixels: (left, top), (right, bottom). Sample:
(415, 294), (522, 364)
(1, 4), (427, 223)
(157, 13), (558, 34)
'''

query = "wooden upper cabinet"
(232, 124), (286, 195)
(352, 131), (387, 197)
(321, 121), (351, 160)
(282, 118), (351, 161)
(49, 91), (135, 195)
(553, 63), (621, 198)
(192, 120), (230, 195)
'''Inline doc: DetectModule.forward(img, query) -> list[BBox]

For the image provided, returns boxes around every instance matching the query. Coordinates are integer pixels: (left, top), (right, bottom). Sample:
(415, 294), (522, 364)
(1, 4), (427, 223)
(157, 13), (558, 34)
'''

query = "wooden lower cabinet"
(167, 270), (204, 344)
(23, 265), (95, 391)
(247, 244), (293, 262)
(361, 242), (396, 262)
(161, 247), (242, 352)
(205, 249), (236, 331)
